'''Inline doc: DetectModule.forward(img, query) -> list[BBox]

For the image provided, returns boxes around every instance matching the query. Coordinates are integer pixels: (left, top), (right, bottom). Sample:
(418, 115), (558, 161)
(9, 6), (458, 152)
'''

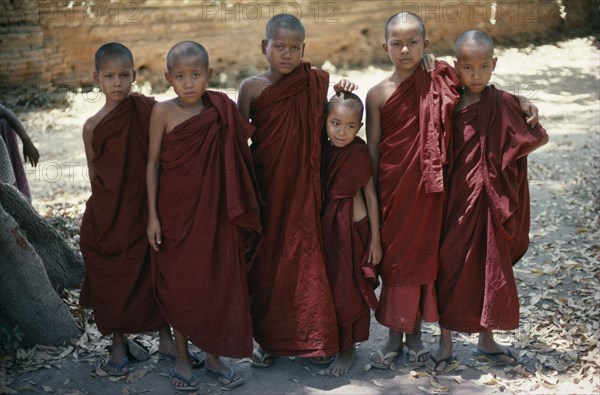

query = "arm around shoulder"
(82, 118), (96, 181)
(237, 78), (257, 121)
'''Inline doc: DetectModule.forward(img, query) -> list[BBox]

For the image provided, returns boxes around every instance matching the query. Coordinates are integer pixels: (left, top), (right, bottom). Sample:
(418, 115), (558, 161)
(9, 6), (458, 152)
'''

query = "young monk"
(0, 103), (39, 199)
(426, 30), (548, 373)
(147, 41), (261, 391)
(366, 12), (539, 370)
(237, 14), (356, 366)
(365, 11), (460, 369)
(320, 92), (380, 377)
(79, 43), (176, 376)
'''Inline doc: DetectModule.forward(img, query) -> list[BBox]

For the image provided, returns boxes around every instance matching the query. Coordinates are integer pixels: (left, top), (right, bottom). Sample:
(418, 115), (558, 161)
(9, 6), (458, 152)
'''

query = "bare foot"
(323, 351), (354, 377)
(426, 329), (453, 373)
(476, 331), (517, 364)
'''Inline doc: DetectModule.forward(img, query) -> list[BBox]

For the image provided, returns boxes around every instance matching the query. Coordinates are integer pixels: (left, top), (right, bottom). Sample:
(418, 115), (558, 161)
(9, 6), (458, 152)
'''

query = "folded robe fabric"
(80, 93), (166, 335)
(153, 90), (261, 358)
(378, 61), (459, 287)
(321, 137), (378, 334)
(437, 86), (548, 332)
(247, 62), (338, 357)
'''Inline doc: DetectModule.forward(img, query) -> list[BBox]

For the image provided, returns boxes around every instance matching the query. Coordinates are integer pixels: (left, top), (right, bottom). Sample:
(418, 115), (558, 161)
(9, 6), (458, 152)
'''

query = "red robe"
(321, 138), (378, 353)
(378, 62), (459, 286)
(437, 86), (548, 332)
(154, 91), (261, 358)
(247, 62), (338, 356)
(80, 94), (166, 335)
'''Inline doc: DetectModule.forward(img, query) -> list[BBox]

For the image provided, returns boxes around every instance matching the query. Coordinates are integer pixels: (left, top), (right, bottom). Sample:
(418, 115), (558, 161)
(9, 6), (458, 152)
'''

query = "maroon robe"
(437, 86), (548, 332)
(154, 91), (261, 358)
(247, 62), (338, 356)
(321, 137), (378, 352)
(378, 61), (459, 287)
(80, 94), (166, 335)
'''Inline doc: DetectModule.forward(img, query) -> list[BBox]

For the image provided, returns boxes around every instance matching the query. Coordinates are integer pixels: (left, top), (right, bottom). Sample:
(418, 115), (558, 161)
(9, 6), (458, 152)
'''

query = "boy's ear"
(492, 56), (498, 71)
(359, 121), (364, 130)
(132, 70), (137, 82)
(382, 42), (388, 53)
(164, 71), (171, 85)
(207, 67), (214, 82)
(301, 43), (305, 59)
(423, 38), (430, 50)
(93, 71), (99, 84)
(261, 39), (268, 55)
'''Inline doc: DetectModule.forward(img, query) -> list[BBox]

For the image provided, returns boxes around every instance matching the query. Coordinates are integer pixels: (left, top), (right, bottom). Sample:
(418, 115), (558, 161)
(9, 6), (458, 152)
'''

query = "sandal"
(101, 356), (129, 376)
(250, 348), (274, 368)
(473, 347), (518, 365)
(407, 348), (431, 366)
(426, 354), (454, 374)
(369, 349), (400, 369)
(170, 369), (199, 391)
(207, 367), (244, 389)
(158, 350), (206, 369)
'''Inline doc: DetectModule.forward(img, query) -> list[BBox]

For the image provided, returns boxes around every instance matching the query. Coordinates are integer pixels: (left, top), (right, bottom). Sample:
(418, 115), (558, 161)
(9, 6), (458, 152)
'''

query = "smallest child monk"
(427, 30), (548, 373)
(320, 92), (381, 377)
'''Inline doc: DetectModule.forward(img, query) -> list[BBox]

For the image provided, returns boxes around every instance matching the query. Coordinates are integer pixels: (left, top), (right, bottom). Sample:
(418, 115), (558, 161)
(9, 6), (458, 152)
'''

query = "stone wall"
(0, 0), (596, 92)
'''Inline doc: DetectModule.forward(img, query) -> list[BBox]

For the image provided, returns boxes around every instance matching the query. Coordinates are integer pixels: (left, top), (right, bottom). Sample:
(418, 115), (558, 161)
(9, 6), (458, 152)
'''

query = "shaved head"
(385, 12), (425, 41)
(328, 91), (364, 121)
(166, 41), (209, 71)
(95, 42), (133, 71)
(266, 13), (305, 40)
(455, 30), (494, 58)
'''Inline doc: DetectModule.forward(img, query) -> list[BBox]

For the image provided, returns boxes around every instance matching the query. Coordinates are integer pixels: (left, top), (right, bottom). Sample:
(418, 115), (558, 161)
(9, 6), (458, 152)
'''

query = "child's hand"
(420, 53), (436, 72)
(517, 96), (539, 126)
(147, 217), (162, 252)
(333, 79), (358, 93)
(22, 139), (39, 167)
(368, 240), (382, 266)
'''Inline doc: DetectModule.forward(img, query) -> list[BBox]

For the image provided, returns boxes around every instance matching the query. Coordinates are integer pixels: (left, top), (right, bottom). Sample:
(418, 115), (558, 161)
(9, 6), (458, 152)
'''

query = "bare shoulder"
(240, 74), (271, 100)
(82, 110), (104, 137)
(368, 76), (398, 109)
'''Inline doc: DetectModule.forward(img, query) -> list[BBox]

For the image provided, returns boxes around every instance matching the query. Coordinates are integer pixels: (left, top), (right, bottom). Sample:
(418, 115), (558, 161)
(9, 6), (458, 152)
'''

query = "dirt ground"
(1, 37), (599, 395)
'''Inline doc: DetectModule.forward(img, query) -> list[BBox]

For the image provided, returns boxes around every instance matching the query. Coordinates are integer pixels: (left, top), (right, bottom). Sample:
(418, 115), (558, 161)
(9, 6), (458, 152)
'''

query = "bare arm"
(0, 104), (39, 166)
(82, 120), (95, 181)
(365, 87), (383, 183)
(237, 79), (255, 121)
(516, 95), (539, 126)
(363, 176), (382, 265)
(146, 104), (166, 251)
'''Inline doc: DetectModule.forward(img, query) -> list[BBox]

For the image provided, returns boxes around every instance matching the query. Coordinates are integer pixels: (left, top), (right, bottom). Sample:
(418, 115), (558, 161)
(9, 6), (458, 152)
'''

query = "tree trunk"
(0, 183), (84, 290)
(0, 183), (84, 345)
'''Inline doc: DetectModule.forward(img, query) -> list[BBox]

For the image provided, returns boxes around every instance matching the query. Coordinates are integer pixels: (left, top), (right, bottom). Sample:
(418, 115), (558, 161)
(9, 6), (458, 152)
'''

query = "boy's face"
(383, 21), (429, 73)
(94, 57), (136, 104)
(262, 28), (305, 76)
(326, 103), (363, 148)
(454, 42), (497, 95)
(165, 55), (213, 106)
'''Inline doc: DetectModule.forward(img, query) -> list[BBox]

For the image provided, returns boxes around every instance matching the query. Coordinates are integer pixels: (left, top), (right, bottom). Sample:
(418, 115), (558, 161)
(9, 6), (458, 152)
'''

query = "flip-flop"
(170, 368), (199, 391)
(426, 354), (454, 374)
(407, 348), (431, 366)
(101, 356), (129, 376)
(250, 348), (274, 368)
(473, 347), (519, 365)
(369, 349), (400, 369)
(206, 367), (245, 389)
(126, 339), (149, 362)
(308, 356), (335, 365)
(158, 350), (206, 369)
